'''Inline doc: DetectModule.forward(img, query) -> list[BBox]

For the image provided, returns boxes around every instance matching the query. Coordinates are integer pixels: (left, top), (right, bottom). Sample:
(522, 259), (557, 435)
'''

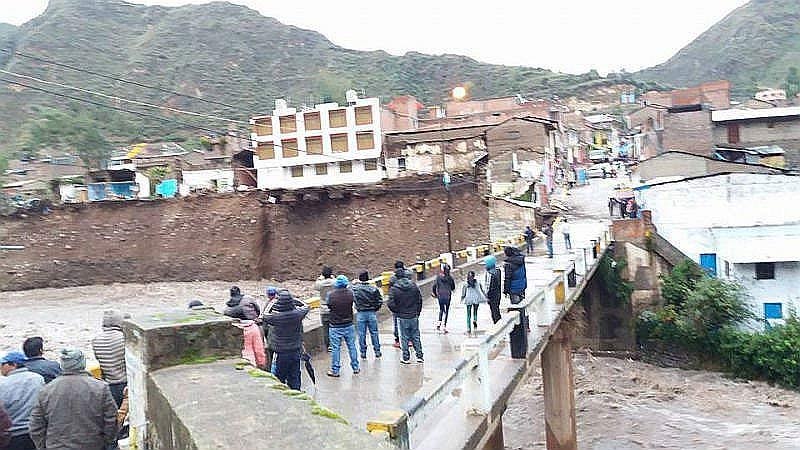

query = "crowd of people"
(0, 313), (129, 450)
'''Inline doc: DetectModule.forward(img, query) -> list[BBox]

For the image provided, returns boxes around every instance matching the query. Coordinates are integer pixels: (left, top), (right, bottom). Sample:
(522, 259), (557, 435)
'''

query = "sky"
(1, 0), (749, 74)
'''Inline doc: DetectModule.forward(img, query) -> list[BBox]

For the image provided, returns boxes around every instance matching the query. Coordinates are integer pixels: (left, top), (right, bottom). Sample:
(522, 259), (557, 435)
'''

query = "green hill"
(0, 0), (637, 155)
(637, 0), (800, 98)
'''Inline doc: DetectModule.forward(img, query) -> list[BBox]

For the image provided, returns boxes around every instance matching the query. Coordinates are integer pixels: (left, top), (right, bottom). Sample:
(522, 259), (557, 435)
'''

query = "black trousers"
(8, 434), (36, 450)
(487, 296), (502, 323)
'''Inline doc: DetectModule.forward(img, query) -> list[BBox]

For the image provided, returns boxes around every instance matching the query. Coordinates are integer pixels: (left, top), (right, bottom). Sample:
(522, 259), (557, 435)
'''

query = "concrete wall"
(712, 118), (800, 167)
(638, 152), (781, 181)
(0, 182), (489, 291)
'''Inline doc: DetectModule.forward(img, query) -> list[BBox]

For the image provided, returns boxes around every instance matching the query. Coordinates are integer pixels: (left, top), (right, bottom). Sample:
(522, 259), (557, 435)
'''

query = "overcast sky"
(3, 0), (748, 74)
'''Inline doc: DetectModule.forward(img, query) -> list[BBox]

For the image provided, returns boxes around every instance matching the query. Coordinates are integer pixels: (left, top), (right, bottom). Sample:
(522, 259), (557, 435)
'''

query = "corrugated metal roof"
(711, 106), (800, 122)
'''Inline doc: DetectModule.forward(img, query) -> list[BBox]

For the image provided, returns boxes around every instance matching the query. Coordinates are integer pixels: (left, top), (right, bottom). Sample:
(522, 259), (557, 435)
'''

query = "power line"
(0, 69), (247, 124)
(0, 48), (241, 110)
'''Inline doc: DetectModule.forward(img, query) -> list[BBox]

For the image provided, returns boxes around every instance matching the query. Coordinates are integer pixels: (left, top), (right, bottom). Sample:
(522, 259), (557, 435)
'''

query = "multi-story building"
(250, 92), (383, 190)
(711, 106), (800, 168)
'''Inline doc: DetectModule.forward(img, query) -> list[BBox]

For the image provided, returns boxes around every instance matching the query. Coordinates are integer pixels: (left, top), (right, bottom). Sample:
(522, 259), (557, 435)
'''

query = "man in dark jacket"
(326, 276), (360, 377)
(29, 349), (118, 450)
(224, 286), (261, 320)
(387, 269), (424, 364)
(524, 226), (535, 254)
(352, 271), (383, 359)
(483, 256), (502, 323)
(263, 289), (309, 390)
(503, 246), (528, 358)
(0, 402), (11, 449)
(22, 337), (61, 384)
(389, 261), (414, 348)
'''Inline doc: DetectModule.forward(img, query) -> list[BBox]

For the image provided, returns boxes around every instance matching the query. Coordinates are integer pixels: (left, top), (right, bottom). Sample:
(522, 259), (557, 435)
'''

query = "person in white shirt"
(561, 218), (572, 250)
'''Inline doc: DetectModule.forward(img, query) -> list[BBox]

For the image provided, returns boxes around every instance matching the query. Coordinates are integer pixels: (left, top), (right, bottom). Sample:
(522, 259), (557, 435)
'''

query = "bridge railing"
(367, 230), (611, 449)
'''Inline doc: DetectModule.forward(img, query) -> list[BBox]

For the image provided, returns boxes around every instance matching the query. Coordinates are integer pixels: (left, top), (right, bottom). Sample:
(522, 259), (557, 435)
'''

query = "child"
(461, 271), (487, 335)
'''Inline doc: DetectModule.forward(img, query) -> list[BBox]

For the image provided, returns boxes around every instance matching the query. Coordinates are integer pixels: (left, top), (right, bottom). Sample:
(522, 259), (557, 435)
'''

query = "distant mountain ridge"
(0, 0), (640, 153)
(636, 0), (800, 98)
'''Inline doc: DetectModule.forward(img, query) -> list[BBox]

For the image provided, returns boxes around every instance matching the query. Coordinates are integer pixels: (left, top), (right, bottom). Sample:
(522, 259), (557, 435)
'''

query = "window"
(330, 134), (349, 153)
(253, 118), (272, 136)
(304, 112), (321, 131)
(755, 262), (775, 280)
(398, 157), (407, 171)
(699, 253), (717, 277)
(764, 303), (783, 320)
(364, 159), (378, 171)
(355, 106), (373, 125)
(315, 164), (328, 175)
(279, 115), (297, 134)
(329, 109), (347, 128)
(655, 111), (664, 130)
(727, 124), (740, 144)
(356, 132), (374, 150)
(290, 166), (304, 178)
(305, 136), (323, 155)
(339, 161), (352, 173)
(256, 142), (274, 160)
(725, 260), (731, 278)
(281, 139), (298, 158)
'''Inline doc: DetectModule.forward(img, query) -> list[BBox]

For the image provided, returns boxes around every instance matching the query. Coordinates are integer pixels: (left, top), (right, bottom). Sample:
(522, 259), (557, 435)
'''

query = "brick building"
(711, 106), (800, 168)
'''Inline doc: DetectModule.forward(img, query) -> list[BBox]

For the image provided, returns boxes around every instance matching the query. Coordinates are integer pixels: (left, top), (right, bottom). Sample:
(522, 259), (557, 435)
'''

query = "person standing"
(91, 310), (127, 408)
(28, 349), (118, 450)
(389, 261), (414, 348)
(461, 271), (487, 335)
(352, 271), (383, 359)
(263, 290), (310, 390)
(224, 286), (261, 321)
(523, 226), (535, 255)
(432, 264), (455, 333)
(233, 319), (267, 370)
(483, 256), (502, 324)
(0, 402), (11, 449)
(326, 276), (360, 377)
(387, 268), (424, 364)
(21, 337), (61, 384)
(503, 247), (528, 358)
(608, 197), (616, 217)
(0, 352), (43, 450)
(315, 266), (336, 352)
(542, 223), (554, 258)
(262, 286), (279, 371)
(561, 218), (572, 251)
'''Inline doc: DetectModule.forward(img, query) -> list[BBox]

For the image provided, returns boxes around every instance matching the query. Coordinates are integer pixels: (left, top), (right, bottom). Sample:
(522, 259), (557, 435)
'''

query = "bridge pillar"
(479, 416), (505, 450)
(541, 327), (577, 450)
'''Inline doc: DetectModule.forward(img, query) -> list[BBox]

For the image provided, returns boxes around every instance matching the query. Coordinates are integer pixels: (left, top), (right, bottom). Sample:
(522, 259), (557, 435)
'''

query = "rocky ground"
(504, 351), (800, 450)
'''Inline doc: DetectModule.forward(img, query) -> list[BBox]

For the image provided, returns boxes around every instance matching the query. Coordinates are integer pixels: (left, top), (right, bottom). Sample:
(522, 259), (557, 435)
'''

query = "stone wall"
(1, 181), (489, 291)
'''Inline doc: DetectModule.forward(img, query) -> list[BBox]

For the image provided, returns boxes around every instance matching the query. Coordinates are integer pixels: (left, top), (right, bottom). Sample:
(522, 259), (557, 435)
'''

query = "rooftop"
(711, 106), (800, 122)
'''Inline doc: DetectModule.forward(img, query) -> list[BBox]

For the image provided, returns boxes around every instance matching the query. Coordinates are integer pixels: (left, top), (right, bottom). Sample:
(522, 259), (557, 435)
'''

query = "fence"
(366, 229), (611, 449)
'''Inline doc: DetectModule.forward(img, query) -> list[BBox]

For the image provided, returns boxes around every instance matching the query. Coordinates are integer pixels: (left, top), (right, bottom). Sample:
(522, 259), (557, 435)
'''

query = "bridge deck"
(301, 219), (609, 448)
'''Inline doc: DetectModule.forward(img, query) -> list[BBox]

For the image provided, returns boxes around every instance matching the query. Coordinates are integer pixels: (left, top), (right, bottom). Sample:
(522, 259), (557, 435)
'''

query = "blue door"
(699, 253), (717, 277)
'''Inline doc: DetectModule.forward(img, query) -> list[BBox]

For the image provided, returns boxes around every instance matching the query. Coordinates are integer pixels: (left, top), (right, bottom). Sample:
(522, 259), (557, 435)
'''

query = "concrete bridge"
(122, 219), (611, 450)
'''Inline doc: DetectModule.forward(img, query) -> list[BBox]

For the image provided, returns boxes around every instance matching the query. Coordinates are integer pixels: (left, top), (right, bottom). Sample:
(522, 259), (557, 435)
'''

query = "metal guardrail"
(367, 231), (610, 449)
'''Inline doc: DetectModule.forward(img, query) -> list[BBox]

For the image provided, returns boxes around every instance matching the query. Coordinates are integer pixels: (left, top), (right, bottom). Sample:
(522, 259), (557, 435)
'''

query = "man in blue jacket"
(503, 246), (529, 358)
(22, 337), (61, 384)
(0, 351), (44, 450)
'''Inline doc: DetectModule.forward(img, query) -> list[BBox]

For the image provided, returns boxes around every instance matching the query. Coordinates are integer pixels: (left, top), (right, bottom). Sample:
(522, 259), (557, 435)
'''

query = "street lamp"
(452, 86), (467, 101)
(442, 85), (467, 256)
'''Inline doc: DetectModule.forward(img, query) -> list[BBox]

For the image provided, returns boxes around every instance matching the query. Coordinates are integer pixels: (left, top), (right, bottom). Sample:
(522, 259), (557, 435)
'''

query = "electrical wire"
(0, 48), (241, 110)
(0, 69), (247, 124)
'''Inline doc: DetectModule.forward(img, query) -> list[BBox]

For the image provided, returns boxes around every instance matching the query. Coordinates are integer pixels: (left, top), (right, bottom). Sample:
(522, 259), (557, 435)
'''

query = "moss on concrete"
(311, 404), (349, 425)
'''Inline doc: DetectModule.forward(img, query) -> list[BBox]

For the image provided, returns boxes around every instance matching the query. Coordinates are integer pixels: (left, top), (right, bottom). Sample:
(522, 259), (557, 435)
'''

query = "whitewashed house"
(635, 173), (800, 326)
(249, 91), (384, 190)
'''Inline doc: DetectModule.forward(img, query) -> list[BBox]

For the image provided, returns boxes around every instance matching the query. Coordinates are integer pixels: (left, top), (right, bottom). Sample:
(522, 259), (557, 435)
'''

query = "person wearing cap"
(0, 351), (44, 450)
(29, 348), (118, 450)
(352, 271), (383, 359)
(22, 337), (62, 384)
(262, 290), (309, 390)
(483, 256), (503, 324)
(91, 310), (127, 408)
(326, 275), (360, 377)
(261, 286), (279, 371)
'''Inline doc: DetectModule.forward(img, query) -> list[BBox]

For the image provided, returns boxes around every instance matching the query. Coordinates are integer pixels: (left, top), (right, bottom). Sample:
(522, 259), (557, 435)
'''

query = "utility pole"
(441, 123), (453, 255)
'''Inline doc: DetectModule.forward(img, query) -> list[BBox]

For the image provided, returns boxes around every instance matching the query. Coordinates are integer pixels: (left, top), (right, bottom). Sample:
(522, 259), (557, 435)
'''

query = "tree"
(22, 109), (111, 170)
(784, 67), (800, 98)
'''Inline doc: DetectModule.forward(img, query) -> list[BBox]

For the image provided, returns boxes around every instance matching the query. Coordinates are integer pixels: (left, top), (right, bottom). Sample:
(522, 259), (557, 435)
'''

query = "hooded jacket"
(224, 295), (261, 321)
(91, 312), (127, 384)
(387, 271), (423, 319)
(352, 282), (383, 312)
(432, 272), (456, 301)
(503, 250), (528, 295)
(29, 372), (118, 450)
(263, 293), (309, 353)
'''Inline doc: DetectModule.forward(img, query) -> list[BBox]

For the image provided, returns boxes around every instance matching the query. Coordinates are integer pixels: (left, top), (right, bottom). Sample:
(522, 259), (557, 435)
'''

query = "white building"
(635, 173), (800, 326)
(250, 92), (384, 190)
(754, 88), (787, 102)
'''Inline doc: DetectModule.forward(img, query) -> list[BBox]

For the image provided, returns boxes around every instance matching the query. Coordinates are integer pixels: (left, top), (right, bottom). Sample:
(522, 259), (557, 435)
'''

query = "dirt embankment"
(1, 184), (488, 291)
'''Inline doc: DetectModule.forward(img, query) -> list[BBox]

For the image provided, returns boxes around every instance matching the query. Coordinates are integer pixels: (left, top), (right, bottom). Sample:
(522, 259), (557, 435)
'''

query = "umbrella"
(300, 344), (316, 385)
